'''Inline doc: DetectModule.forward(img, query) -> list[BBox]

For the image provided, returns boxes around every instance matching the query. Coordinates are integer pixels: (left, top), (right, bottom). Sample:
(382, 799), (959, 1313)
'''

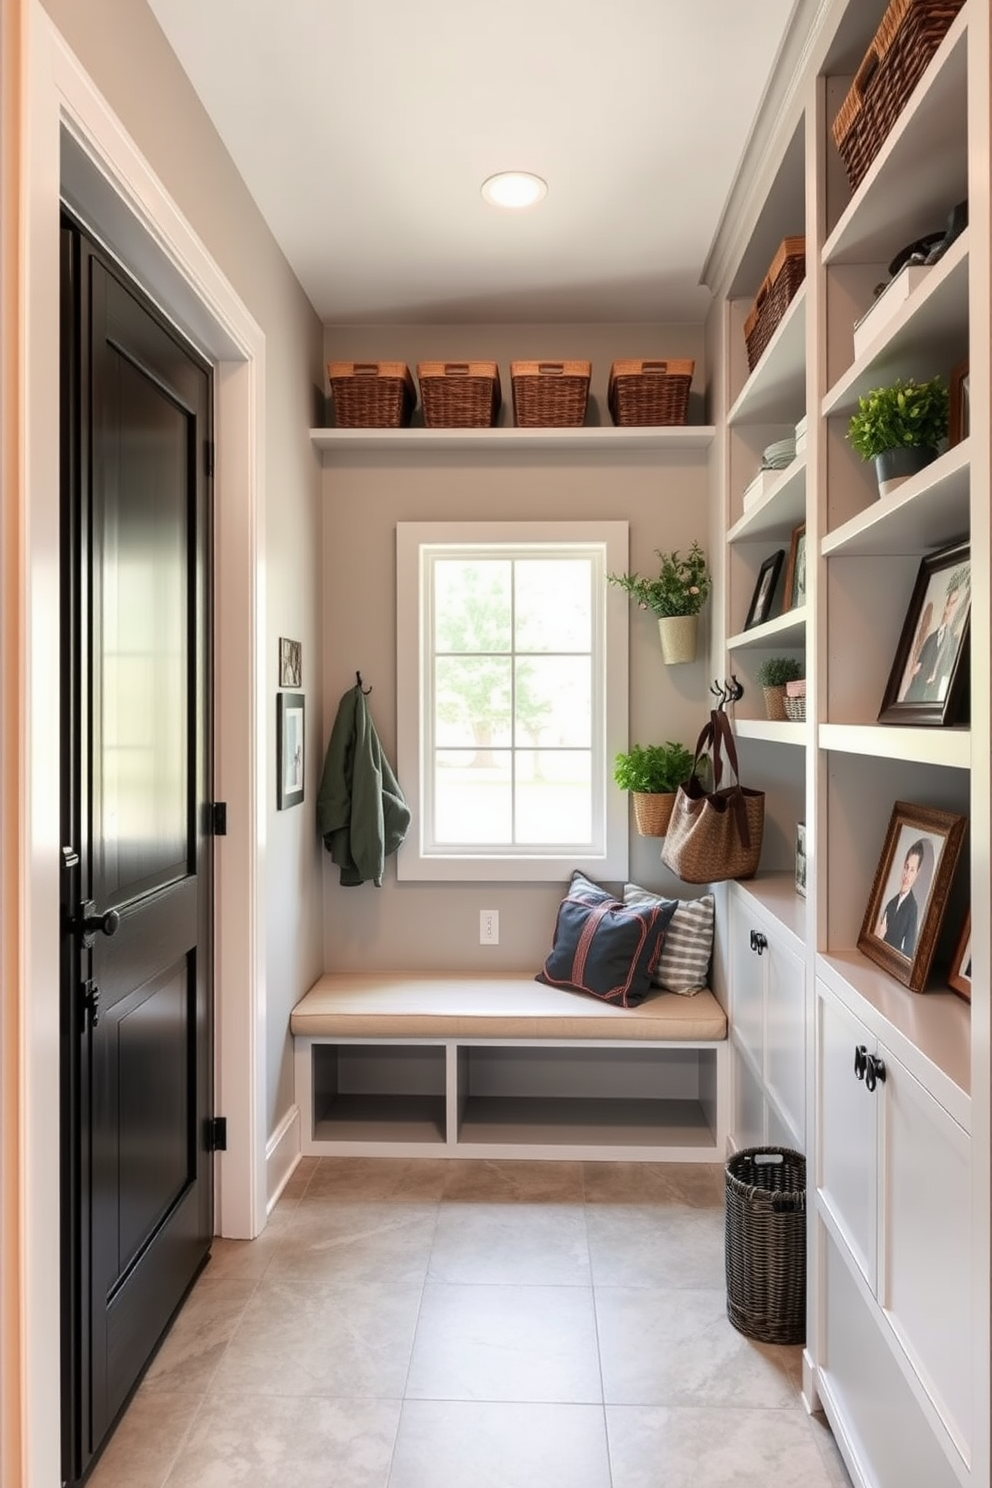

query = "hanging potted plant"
(613, 740), (697, 836)
(847, 375), (949, 497)
(608, 540), (712, 664)
(756, 656), (804, 721)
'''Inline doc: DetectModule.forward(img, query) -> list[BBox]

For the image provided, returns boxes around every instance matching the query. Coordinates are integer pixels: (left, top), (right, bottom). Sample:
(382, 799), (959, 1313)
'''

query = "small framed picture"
(277, 692), (305, 810)
(744, 550), (784, 630)
(783, 523), (807, 611)
(949, 359), (969, 447)
(877, 540), (970, 726)
(857, 801), (966, 993)
(279, 637), (302, 688)
(795, 822), (807, 898)
(947, 912), (971, 1001)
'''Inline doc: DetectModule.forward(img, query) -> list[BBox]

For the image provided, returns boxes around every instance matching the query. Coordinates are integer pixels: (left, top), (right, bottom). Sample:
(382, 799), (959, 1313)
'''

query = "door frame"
(8, 8), (267, 1484)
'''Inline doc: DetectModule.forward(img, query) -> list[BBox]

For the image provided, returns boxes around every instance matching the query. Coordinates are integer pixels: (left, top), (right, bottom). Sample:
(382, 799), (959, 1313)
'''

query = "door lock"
(72, 899), (121, 949)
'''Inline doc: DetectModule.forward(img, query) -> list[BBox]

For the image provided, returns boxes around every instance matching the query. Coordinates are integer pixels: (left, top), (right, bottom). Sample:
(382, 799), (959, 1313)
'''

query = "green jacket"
(317, 685), (410, 886)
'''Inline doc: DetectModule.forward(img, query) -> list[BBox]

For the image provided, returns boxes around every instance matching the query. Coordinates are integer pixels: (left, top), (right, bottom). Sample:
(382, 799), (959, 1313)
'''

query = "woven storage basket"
(784, 695), (806, 722)
(632, 792), (677, 837)
(417, 361), (501, 428)
(327, 361), (415, 429)
(511, 360), (591, 428)
(725, 1147), (806, 1345)
(832, 0), (965, 192)
(743, 238), (806, 372)
(608, 359), (694, 427)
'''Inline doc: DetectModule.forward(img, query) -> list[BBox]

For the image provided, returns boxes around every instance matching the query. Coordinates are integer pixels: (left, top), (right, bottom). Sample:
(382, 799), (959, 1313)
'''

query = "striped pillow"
(624, 884), (714, 995)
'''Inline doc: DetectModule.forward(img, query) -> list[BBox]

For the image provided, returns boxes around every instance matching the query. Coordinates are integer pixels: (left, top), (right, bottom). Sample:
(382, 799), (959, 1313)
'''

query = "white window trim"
(396, 520), (629, 883)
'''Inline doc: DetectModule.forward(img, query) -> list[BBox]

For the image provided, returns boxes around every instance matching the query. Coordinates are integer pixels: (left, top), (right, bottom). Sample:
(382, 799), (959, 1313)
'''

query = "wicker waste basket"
(725, 1146), (806, 1345)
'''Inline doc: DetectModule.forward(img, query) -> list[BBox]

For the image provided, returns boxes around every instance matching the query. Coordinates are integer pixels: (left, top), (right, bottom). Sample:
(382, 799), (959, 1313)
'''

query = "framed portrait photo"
(744, 549), (784, 631)
(857, 801), (966, 993)
(948, 912), (971, 1001)
(277, 692), (305, 810)
(877, 539), (970, 727)
(783, 523), (807, 611)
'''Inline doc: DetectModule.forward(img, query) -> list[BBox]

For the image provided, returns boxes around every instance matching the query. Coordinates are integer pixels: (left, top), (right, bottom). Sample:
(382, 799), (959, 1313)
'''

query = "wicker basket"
(632, 791), (677, 837)
(510, 361), (591, 428)
(725, 1147), (806, 1345)
(608, 359), (694, 427)
(327, 361), (415, 428)
(832, 0), (965, 192)
(417, 361), (502, 428)
(784, 695), (806, 722)
(743, 238), (806, 372)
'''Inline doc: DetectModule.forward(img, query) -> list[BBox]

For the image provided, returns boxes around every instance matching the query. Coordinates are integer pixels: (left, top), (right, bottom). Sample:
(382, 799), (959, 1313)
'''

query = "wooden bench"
(292, 973), (729, 1163)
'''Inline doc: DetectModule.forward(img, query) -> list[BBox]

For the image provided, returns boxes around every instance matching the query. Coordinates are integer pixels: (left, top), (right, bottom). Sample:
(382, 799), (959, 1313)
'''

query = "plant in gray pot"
(613, 740), (697, 836)
(847, 375), (949, 498)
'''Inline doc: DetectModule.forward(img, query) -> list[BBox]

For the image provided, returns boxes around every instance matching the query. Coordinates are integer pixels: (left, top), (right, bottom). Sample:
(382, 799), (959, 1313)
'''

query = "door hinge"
(205, 1116), (227, 1152)
(204, 439), (215, 478)
(209, 801), (228, 836)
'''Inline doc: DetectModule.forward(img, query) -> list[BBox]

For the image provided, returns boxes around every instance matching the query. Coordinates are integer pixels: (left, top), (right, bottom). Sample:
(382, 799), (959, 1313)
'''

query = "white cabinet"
(728, 879), (805, 1151)
(816, 981), (971, 1483)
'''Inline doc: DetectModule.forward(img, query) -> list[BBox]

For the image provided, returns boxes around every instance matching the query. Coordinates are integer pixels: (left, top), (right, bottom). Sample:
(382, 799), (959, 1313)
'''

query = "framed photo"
(744, 549), (784, 630)
(279, 637), (302, 688)
(949, 359), (969, 446)
(877, 540), (970, 726)
(277, 692), (305, 810)
(783, 523), (807, 611)
(947, 912), (971, 1001)
(857, 801), (966, 993)
(795, 822), (807, 898)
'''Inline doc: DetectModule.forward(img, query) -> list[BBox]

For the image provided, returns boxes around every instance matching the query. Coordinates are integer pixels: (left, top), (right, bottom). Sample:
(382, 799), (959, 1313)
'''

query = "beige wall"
(319, 322), (715, 972)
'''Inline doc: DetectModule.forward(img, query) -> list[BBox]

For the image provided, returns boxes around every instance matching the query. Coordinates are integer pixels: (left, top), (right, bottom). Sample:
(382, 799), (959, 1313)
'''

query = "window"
(396, 522), (629, 882)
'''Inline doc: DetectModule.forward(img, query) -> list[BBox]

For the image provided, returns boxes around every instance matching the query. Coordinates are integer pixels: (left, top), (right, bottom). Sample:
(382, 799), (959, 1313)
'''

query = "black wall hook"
(710, 676), (744, 711)
(356, 670), (372, 695)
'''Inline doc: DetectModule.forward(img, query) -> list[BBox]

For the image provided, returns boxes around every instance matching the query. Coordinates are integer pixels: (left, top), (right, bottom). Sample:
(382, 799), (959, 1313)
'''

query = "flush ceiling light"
(481, 171), (548, 209)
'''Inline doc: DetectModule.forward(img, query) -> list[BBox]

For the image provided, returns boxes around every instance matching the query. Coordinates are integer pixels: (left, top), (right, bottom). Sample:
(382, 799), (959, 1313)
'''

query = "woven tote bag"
(661, 710), (764, 883)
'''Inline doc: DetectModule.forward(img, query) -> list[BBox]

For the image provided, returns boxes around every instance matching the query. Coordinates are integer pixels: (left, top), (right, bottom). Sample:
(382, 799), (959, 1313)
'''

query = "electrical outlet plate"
(480, 910), (499, 945)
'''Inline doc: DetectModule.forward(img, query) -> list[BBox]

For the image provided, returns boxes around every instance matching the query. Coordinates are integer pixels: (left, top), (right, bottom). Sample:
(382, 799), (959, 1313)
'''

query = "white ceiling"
(147, 0), (801, 325)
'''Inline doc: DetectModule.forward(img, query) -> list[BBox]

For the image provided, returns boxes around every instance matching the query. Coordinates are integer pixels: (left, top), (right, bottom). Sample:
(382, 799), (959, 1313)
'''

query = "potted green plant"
(847, 375), (949, 496)
(608, 541), (712, 663)
(613, 740), (697, 835)
(756, 657), (805, 721)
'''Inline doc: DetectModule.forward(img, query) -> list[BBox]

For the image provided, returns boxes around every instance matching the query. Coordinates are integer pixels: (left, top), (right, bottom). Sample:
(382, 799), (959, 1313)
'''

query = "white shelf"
(822, 441), (970, 557)
(728, 285), (807, 426)
(818, 723), (970, 770)
(309, 425), (716, 454)
(822, 233), (969, 420)
(823, 17), (969, 267)
(734, 718), (806, 747)
(729, 455), (807, 543)
(727, 605), (807, 650)
(730, 871), (807, 950)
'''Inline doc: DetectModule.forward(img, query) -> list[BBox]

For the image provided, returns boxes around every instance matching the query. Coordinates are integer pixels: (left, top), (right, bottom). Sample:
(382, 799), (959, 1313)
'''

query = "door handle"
(865, 1054), (886, 1093)
(854, 1044), (868, 1081)
(72, 899), (121, 949)
(749, 930), (767, 955)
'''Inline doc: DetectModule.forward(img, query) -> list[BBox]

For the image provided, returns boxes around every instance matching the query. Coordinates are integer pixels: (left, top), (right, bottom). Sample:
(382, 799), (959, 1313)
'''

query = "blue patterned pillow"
(536, 871), (677, 1007)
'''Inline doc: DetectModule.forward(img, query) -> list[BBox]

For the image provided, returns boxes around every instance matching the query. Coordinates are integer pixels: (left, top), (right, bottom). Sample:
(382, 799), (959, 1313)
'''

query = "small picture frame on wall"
(744, 549), (784, 631)
(277, 692), (305, 810)
(279, 637), (303, 689)
(795, 822), (807, 898)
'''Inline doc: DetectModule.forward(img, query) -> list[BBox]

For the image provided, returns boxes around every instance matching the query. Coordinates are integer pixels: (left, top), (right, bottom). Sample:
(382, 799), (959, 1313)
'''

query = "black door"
(60, 219), (214, 1485)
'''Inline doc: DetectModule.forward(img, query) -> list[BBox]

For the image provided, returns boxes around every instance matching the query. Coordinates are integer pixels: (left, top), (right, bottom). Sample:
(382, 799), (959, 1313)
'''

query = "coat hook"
(710, 679), (729, 710)
(726, 675), (744, 704)
(356, 670), (372, 695)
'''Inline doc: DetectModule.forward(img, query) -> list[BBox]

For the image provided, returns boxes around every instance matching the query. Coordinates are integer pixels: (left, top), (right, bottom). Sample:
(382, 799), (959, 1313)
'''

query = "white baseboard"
(265, 1103), (302, 1213)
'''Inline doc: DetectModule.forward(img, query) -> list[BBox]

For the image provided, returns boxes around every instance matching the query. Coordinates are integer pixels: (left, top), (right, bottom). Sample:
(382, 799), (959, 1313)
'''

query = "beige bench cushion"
(291, 973), (727, 1042)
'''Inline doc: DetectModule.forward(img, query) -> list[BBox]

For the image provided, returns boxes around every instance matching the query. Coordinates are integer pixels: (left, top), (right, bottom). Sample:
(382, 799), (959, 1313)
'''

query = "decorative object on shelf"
(277, 691), (305, 810)
(852, 263), (933, 360)
(608, 358), (694, 426)
(784, 679), (807, 722)
(795, 823), (807, 898)
(846, 375), (949, 497)
(326, 360), (416, 428)
(794, 414), (807, 456)
(608, 541), (712, 665)
(279, 637), (302, 688)
(756, 656), (804, 721)
(857, 799), (966, 994)
(783, 523), (807, 611)
(947, 912), (971, 1001)
(743, 236), (806, 371)
(877, 539), (970, 726)
(725, 1147), (806, 1345)
(661, 709), (764, 884)
(416, 361), (502, 427)
(613, 741), (697, 837)
(761, 436), (796, 470)
(743, 550), (784, 631)
(510, 360), (591, 427)
(831, 0), (967, 192)
(948, 358), (969, 445)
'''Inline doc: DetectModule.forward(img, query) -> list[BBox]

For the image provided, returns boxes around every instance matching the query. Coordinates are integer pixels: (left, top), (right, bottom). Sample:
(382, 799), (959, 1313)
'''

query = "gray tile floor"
(87, 1157), (852, 1488)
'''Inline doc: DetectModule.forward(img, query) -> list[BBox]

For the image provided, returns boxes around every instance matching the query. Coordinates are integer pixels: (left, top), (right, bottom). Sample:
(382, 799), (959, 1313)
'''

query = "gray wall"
(319, 322), (715, 973)
(43, 0), (326, 1134)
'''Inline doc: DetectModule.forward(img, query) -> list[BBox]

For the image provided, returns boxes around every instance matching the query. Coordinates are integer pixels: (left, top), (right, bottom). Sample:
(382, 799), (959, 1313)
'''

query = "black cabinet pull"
(854, 1044), (868, 1081)
(865, 1054), (886, 1092)
(749, 930), (767, 955)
